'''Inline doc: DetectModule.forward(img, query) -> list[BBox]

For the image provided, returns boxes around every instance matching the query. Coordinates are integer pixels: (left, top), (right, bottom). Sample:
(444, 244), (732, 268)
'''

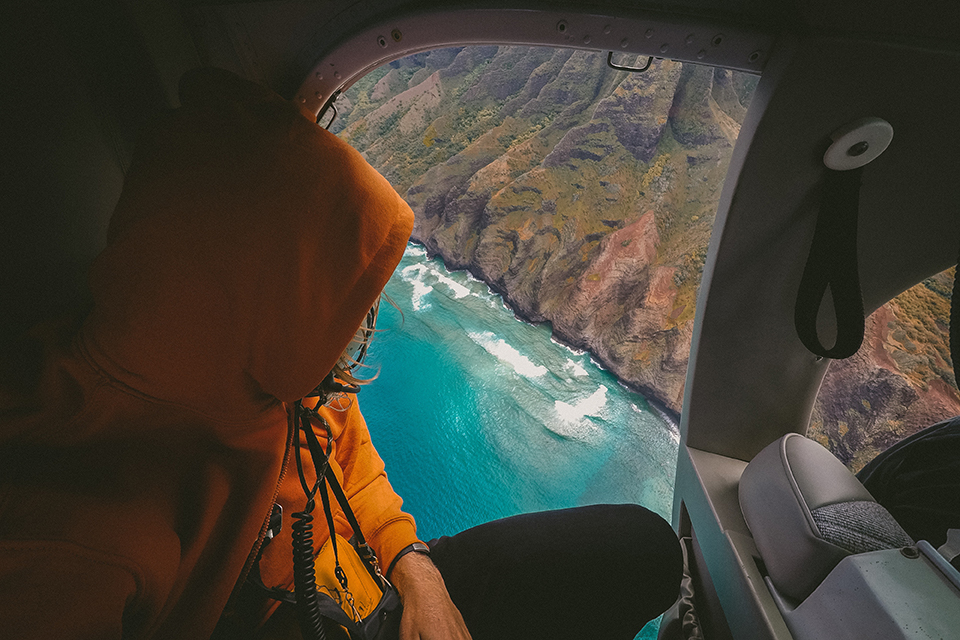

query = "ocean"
(360, 244), (680, 637)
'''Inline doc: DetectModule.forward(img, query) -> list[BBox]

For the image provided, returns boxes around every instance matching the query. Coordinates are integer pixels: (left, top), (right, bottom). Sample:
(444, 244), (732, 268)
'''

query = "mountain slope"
(334, 46), (959, 469)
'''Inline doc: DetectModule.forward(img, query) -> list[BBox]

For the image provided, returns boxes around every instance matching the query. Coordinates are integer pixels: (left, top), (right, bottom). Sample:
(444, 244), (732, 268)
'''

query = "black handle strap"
(795, 167), (866, 359)
(297, 402), (385, 584)
(248, 396), (391, 640)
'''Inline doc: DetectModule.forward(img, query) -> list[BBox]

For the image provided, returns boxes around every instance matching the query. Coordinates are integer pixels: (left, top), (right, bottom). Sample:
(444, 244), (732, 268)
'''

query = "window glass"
(333, 46), (758, 420)
(332, 49), (759, 638)
(809, 268), (960, 472)
(333, 45), (960, 486)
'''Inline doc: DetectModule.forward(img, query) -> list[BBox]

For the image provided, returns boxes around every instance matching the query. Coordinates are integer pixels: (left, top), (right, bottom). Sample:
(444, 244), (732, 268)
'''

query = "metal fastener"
(847, 141), (870, 157)
(901, 546), (920, 559)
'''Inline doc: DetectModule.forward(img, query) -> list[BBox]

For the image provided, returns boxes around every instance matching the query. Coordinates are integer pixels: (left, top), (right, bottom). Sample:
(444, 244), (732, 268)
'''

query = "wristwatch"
(387, 542), (431, 578)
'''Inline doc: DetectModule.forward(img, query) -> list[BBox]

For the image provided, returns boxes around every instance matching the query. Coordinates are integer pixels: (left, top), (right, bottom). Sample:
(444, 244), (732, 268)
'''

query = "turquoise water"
(361, 244), (679, 637)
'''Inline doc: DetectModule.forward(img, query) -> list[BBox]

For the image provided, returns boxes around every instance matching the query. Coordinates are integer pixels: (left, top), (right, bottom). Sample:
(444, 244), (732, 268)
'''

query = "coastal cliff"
(335, 46), (959, 469)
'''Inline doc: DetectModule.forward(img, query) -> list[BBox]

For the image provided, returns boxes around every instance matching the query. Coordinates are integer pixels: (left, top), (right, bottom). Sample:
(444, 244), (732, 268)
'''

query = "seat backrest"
(739, 433), (913, 603)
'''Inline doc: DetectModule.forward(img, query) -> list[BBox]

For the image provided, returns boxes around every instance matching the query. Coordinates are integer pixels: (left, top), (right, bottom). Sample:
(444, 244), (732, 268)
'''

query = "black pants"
(245, 504), (682, 640)
(387, 504), (683, 640)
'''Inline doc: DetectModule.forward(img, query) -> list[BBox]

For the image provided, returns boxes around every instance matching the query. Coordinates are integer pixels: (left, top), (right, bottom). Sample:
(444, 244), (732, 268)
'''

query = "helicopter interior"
(3, 1), (960, 638)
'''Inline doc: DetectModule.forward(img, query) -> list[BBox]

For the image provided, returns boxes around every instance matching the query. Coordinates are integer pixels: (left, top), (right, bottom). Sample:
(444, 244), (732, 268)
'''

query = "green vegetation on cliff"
(809, 269), (959, 471)
(335, 47), (753, 416)
(336, 45), (959, 469)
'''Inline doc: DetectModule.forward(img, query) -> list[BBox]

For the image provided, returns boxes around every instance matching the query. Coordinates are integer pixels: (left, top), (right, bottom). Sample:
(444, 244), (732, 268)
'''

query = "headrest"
(739, 434), (913, 603)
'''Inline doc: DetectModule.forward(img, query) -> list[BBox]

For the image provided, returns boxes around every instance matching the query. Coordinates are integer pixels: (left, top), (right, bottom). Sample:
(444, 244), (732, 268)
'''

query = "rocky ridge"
(334, 46), (960, 470)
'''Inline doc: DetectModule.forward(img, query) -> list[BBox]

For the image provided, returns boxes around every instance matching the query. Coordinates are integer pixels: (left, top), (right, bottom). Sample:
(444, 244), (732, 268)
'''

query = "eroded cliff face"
(335, 46), (959, 467)
(809, 272), (960, 470)
(337, 48), (743, 419)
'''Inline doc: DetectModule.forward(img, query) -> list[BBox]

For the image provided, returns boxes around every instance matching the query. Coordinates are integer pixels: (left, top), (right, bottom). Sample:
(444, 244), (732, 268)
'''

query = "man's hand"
(390, 551), (472, 640)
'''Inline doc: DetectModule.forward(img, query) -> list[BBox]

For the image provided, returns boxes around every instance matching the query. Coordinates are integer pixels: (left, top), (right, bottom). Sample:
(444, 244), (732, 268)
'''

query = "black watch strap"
(387, 542), (431, 579)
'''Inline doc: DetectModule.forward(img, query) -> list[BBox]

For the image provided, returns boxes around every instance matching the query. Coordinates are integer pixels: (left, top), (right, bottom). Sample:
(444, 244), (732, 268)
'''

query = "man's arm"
(390, 551), (472, 640)
(320, 398), (471, 638)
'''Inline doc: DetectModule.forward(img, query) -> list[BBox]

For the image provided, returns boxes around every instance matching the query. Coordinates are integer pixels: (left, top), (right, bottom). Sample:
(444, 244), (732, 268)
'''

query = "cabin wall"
(0, 1), (194, 350)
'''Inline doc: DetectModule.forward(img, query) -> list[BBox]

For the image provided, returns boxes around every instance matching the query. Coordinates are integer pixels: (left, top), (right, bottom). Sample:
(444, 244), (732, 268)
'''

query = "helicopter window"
(328, 50), (757, 584)
(808, 267), (960, 472)
(332, 45), (757, 420)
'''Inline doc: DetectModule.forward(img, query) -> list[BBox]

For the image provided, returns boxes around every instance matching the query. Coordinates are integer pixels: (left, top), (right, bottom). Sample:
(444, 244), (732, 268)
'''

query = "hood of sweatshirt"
(0, 69), (414, 639)
(81, 67), (414, 423)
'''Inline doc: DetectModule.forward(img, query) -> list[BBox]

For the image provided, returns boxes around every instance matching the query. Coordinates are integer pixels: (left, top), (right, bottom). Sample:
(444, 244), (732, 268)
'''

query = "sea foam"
(468, 331), (548, 378)
(563, 359), (588, 377)
(401, 264), (433, 310)
(435, 272), (471, 299)
(405, 244), (428, 258)
(555, 385), (608, 423)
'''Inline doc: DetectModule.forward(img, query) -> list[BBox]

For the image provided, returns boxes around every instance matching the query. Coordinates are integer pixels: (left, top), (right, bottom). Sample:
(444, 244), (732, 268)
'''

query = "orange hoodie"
(0, 68), (417, 639)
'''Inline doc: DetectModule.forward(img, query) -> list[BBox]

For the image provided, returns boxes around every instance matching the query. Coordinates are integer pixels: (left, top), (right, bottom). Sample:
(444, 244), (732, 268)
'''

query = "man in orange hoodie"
(0, 68), (680, 640)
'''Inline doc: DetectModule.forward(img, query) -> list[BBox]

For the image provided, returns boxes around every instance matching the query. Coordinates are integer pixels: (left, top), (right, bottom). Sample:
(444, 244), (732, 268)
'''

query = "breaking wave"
(468, 331), (548, 378)
(361, 244), (679, 542)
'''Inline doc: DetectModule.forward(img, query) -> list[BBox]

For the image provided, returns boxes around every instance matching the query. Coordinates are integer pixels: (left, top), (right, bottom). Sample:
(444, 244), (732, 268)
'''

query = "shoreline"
(407, 239), (683, 427)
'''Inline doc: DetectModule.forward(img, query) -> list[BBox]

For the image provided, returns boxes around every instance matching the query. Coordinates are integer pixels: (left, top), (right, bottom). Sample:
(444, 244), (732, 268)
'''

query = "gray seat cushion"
(739, 434), (913, 603)
(810, 500), (913, 554)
